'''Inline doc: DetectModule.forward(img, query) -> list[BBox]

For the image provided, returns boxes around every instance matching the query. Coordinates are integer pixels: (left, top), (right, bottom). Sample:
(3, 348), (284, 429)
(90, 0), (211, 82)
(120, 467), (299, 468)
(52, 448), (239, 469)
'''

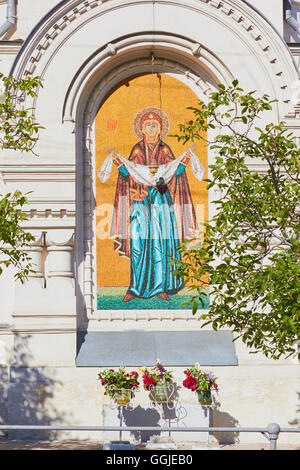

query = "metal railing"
(0, 423), (299, 450)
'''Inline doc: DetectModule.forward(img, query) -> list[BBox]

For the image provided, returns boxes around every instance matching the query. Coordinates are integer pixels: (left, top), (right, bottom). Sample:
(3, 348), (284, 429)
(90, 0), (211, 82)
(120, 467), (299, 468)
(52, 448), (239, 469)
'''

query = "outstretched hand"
(107, 147), (123, 167)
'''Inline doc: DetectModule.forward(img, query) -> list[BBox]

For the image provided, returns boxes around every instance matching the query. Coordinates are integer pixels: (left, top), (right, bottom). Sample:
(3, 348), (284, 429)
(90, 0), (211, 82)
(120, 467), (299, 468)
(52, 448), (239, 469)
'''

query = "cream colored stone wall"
(246, 0), (283, 34)
(0, 0), (298, 445)
(2, 356), (299, 444)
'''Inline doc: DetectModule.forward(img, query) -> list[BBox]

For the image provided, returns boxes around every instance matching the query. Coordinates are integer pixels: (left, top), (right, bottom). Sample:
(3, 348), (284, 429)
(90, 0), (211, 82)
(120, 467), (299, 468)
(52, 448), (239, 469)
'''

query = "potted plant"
(182, 363), (218, 405)
(97, 367), (139, 405)
(141, 359), (174, 403)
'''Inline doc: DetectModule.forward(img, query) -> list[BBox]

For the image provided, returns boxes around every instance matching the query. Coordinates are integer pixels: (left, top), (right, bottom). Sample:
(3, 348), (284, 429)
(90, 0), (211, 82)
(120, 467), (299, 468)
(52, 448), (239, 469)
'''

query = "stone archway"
(73, 46), (233, 322)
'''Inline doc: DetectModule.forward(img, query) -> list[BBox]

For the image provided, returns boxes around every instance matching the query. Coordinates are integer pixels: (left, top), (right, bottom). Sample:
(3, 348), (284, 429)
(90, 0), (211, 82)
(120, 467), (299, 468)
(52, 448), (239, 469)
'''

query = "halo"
(133, 106), (170, 140)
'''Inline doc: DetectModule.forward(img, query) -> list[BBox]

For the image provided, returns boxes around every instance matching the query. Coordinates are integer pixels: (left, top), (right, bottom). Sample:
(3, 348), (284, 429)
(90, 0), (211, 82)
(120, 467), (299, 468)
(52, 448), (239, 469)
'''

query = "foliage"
(172, 80), (300, 360)
(182, 363), (218, 393)
(97, 367), (140, 399)
(140, 359), (174, 391)
(0, 73), (44, 153)
(0, 191), (36, 282)
(0, 74), (44, 281)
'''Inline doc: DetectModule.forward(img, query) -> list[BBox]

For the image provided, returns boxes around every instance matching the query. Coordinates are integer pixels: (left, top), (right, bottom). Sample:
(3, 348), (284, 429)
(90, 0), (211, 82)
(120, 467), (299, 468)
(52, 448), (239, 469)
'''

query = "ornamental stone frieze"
(23, 229), (75, 287)
(44, 229), (75, 282)
(11, 228), (76, 331)
(0, 228), (76, 329)
(10, 0), (298, 110)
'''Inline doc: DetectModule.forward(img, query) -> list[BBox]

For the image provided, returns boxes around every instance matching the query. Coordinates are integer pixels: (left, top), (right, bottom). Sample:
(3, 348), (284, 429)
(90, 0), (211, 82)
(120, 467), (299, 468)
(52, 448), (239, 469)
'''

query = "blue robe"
(129, 185), (183, 298)
(110, 138), (197, 299)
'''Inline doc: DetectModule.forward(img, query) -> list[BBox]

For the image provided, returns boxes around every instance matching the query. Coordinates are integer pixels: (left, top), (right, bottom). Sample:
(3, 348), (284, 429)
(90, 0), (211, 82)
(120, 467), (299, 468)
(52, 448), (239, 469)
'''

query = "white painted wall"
(246, 0), (284, 34)
(0, 1), (60, 40)
(0, 0), (298, 445)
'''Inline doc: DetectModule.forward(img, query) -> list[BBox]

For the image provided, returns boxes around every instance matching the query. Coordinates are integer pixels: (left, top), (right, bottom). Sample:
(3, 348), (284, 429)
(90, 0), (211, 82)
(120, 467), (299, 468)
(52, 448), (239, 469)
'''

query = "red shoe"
(157, 293), (170, 301)
(124, 294), (135, 302)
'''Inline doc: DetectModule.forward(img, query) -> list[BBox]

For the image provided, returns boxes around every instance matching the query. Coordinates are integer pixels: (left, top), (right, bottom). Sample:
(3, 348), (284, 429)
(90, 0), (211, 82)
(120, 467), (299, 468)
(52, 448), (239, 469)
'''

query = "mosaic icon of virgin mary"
(98, 107), (204, 302)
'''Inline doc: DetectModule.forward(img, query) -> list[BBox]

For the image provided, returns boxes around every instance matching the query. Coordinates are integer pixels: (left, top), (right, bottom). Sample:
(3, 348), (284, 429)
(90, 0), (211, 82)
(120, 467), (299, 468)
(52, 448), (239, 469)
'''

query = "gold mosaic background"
(95, 73), (208, 287)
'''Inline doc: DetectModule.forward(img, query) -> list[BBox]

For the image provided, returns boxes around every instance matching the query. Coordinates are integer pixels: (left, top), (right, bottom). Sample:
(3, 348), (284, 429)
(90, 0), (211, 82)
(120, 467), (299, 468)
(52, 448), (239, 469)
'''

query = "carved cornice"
(0, 41), (23, 55)
(10, 0), (298, 104)
(21, 209), (75, 222)
(0, 163), (76, 182)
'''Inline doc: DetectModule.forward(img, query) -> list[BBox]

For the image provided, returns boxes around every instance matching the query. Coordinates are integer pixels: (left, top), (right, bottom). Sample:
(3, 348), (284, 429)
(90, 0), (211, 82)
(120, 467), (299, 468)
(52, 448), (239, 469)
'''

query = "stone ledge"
(76, 330), (238, 367)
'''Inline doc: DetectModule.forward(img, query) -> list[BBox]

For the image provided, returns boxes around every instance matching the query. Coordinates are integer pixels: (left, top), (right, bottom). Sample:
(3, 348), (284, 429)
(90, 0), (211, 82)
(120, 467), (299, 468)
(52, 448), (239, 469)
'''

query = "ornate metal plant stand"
(145, 384), (215, 447)
(149, 382), (175, 408)
(103, 388), (136, 450)
(146, 383), (180, 449)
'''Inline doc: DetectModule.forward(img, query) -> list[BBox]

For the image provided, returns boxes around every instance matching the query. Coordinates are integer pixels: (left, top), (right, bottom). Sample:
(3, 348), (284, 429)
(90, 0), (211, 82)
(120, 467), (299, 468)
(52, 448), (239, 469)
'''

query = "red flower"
(213, 383), (218, 389)
(142, 374), (156, 390)
(131, 382), (138, 387)
(101, 379), (106, 385)
(183, 375), (197, 390)
(130, 371), (138, 376)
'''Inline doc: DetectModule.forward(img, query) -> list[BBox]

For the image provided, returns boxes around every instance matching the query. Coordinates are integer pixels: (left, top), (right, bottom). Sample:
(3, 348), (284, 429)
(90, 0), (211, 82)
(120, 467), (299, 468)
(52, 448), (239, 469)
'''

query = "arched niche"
(74, 48), (232, 324)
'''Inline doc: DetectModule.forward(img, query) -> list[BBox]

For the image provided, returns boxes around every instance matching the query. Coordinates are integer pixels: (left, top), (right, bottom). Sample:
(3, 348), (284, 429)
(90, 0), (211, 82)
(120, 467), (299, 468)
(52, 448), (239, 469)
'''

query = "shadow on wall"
(212, 398), (240, 445)
(289, 391), (300, 427)
(121, 383), (185, 443)
(0, 334), (70, 441)
(122, 405), (161, 442)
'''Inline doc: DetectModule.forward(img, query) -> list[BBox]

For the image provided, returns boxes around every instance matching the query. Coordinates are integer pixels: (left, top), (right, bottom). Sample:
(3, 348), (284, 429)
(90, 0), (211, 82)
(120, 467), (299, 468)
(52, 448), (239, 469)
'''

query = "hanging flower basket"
(140, 359), (174, 404)
(149, 382), (170, 403)
(182, 363), (218, 406)
(97, 366), (139, 406)
(114, 388), (132, 406)
(196, 389), (212, 406)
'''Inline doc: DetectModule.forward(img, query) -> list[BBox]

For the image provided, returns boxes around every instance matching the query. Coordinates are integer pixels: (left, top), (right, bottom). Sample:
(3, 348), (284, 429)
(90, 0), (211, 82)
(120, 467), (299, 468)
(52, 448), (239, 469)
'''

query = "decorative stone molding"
(0, 40), (23, 55)
(25, 231), (47, 287)
(191, 43), (202, 57)
(79, 54), (220, 321)
(24, 229), (75, 286)
(25, 209), (75, 220)
(62, 37), (231, 124)
(45, 230), (75, 281)
(10, 227), (76, 331)
(95, 309), (208, 322)
(0, 163), (76, 181)
(10, 0), (298, 104)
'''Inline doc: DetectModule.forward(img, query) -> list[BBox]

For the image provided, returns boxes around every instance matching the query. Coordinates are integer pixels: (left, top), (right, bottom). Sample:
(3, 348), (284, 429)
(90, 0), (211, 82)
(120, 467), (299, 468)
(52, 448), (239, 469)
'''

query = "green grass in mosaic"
(97, 287), (209, 310)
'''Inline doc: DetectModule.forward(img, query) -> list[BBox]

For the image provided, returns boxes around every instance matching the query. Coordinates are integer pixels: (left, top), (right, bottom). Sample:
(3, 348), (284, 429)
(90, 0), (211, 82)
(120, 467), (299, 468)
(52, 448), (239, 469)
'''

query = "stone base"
(146, 436), (177, 449)
(103, 441), (135, 450)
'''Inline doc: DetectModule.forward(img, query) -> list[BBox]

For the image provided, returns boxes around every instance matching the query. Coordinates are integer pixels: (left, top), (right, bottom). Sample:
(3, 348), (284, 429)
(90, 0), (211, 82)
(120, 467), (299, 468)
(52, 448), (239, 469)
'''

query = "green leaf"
(169, 81), (300, 360)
